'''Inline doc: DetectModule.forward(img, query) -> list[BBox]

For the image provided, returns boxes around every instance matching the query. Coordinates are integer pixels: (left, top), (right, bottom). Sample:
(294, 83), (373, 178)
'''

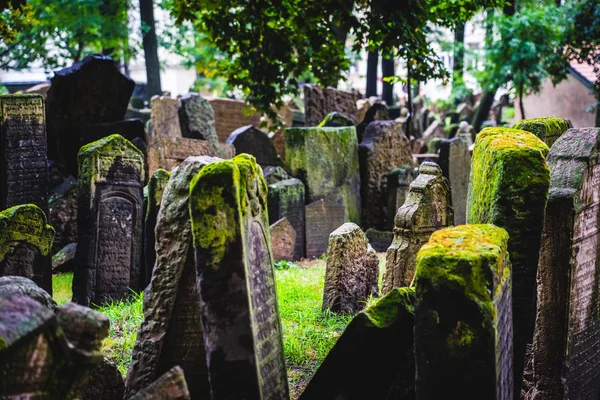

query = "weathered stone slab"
(130, 366), (190, 400)
(226, 125), (280, 166)
(533, 128), (600, 400)
(386, 166), (416, 230)
(0, 275), (56, 310)
(48, 175), (77, 253)
(322, 223), (379, 314)
(270, 218), (297, 263)
(513, 116), (570, 148)
(263, 166), (289, 185)
(414, 224), (513, 400)
(73, 134), (145, 306)
(150, 94), (182, 138)
(466, 127), (549, 396)
(190, 154), (289, 399)
(303, 84), (359, 127)
(359, 120), (414, 230)
(83, 359), (125, 400)
(382, 162), (452, 294)
(305, 199), (345, 259)
(125, 156), (220, 400)
(267, 178), (305, 260)
(365, 228), (393, 252)
(285, 126), (360, 223)
(178, 93), (220, 147)
(301, 287), (415, 399)
(0, 204), (54, 293)
(0, 94), (49, 213)
(438, 137), (471, 225)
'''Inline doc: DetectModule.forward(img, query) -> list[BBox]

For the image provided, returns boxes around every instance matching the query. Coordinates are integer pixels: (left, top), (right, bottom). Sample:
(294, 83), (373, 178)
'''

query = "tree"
(140, 0), (162, 98)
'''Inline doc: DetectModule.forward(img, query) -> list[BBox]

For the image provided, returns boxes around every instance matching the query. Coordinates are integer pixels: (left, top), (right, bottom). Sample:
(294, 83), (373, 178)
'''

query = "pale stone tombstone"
(150, 94), (182, 138)
(438, 137), (471, 225)
(305, 199), (346, 259)
(270, 217), (297, 263)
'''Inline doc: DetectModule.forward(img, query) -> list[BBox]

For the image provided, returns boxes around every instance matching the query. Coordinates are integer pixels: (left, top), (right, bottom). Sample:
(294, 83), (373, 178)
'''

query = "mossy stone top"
(513, 116), (570, 147)
(361, 286), (415, 328)
(0, 204), (55, 262)
(146, 169), (171, 217)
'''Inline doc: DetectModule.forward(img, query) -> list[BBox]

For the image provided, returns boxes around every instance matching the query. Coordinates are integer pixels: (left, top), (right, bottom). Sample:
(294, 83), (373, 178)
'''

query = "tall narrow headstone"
(150, 94), (183, 138)
(438, 137), (471, 225)
(382, 162), (452, 294)
(226, 125), (280, 166)
(467, 127), (549, 397)
(190, 154), (289, 399)
(0, 204), (54, 293)
(414, 224), (513, 400)
(125, 156), (220, 400)
(267, 178), (305, 260)
(386, 166), (416, 231)
(305, 199), (346, 259)
(73, 134), (145, 306)
(513, 116), (570, 148)
(303, 84), (359, 127)
(533, 128), (600, 400)
(359, 120), (414, 230)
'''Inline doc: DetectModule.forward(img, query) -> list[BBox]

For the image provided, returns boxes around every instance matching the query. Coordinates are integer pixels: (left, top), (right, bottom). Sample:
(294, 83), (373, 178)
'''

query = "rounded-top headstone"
(0, 204), (55, 262)
(226, 125), (280, 167)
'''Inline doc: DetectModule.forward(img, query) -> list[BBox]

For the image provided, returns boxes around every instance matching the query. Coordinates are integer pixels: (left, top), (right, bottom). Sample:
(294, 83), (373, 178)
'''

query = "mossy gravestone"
(190, 154), (289, 399)
(226, 125), (280, 167)
(0, 204), (54, 293)
(301, 287), (416, 399)
(533, 127), (600, 400)
(73, 134), (145, 306)
(466, 127), (549, 396)
(513, 116), (570, 148)
(386, 166), (416, 231)
(267, 178), (305, 260)
(414, 224), (513, 400)
(382, 162), (452, 294)
(438, 137), (471, 225)
(285, 126), (361, 224)
(125, 156), (220, 400)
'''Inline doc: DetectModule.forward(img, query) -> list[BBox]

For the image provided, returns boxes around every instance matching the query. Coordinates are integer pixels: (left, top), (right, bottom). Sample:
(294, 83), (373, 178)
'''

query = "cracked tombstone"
(438, 137), (471, 225)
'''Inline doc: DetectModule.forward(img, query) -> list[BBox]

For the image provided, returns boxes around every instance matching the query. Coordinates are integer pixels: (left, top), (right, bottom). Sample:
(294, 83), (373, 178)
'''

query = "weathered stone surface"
(178, 93), (220, 147)
(438, 137), (471, 225)
(382, 162), (452, 294)
(130, 366), (190, 400)
(533, 128), (600, 400)
(125, 156), (220, 400)
(427, 137), (444, 154)
(317, 111), (355, 127)
(414, 224), (513, 400)
(190, 154), (289, 399)
(263, 166), (289, 185)
(359, 120), (414, 230)
(52, 242), (77, 274)
(0, 204), (54, 293)
(285, 126), (360, 223)
(365, 228), (393, 252)
(0, 275), (56, 310)
(301, 287), (415, 399)
(226, 125), (280, 166)
(150, 94), (182, 138)
(143, 168), (170, 289)
(73, 134), (145, 306)
(48, 176), (77, 253)
(303, 84), (359, 127)
(356, 103), (389, 142)
(422, 119), (445, 142)
(270, 218), (297, 262)
(83, 358), (125, 400)
(466, 127), (549, 396)
(513, 116), (570, 148)
(386, 166), (416, 230)
(305, 199), (345, 259)
(208, 97), (262, 143)
(268, 178), (305, 260)
(322, 223), (379, 314)
(0, 94), (49, 213)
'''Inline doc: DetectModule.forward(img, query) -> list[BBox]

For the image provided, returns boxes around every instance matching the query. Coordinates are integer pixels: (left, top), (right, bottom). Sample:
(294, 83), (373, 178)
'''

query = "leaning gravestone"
(322, 223), (379, 314)
(386, 166), (416, 231)
(267, 178), (305, 260)
(270, 218), (296, 262)
(226, 125), (280, 166)
(382, 162), (452, 294)
(130, 366), (190, 400)
(0, 204), (54, 293)
(467, 127), (549, 397)
(125, 156), (220, 400)
(533, 128), (600, 400)
(414, 224), (513, 400)
(438, 137), (471, 225)
(285, 126), (360, 223)
(190, 154), (289, 399)
(513, 116), (570, 148)
(73, 134), (145, 306)
(303, 84), (359, 127)
(0, 94), (49, 213)
(301, 287), (416, 399)
(305, 199), (346, 259)
(359, 120), (414, 230)
(178, 93), (220, 146)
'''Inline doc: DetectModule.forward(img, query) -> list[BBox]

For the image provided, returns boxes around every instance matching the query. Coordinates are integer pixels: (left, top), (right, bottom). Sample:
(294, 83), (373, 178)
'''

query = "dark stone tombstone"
(438, 137), (471, 225)
(178, 93), (220, 147)
(270, 218), (296, 262)
(226, 125), (280, 166)
(0, 275), (56, 310)
(301, 288), (415, 400)
(267, 178), (305, 260)
(73, 134), (144, 306)
(386, 166), (416, 230)
(80, 118), (146, 147)
(365, 228), (394, 252)
(83, 359), (125, 400)
(305, 199), (345, 259)
(125, 156), (220, 400)
(0, 204), (54, 293)
(190, 154), (289, 399)
(0, 94), (49, 213)
(303, 84), (359, 127)
(130, 366), (190, 400)
(48, 175), (78, 253)
(356, 103), (389, 142)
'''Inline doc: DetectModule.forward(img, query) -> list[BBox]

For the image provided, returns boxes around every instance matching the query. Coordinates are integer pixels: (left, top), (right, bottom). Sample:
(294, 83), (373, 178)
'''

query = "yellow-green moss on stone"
(513, 117), (570, 147)
(361, 287), (415, 329)
(146, 169), (170, 218)
(0, 204), (55, 262)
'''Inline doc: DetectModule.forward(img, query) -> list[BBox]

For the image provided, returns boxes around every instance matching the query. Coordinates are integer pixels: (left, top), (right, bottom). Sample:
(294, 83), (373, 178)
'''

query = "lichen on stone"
(0, 204), (55, 262)
(146, 169), (171, 218)
(361, 287), (415, 329)
(513, 117), (570, 147)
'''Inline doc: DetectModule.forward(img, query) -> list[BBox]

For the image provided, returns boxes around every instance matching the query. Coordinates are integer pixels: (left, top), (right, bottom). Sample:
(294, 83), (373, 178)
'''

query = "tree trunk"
(140, 0), (162, 99)
(519, 87), (526, 120)
(406, 65), (412, 137)
(452, 21), (466, 102)
(382, 54), (394, 105)
(366, 50), (379, 97)
(473, 90), (495, 132)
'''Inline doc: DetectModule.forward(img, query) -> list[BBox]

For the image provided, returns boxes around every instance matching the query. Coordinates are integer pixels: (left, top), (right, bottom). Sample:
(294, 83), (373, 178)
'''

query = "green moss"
(361, 287), (415, 328)
(146, 169), (170, 219)
(513, 117), (570, 147)
(0, 336), (5, 350)
(0, 204), (55, 262)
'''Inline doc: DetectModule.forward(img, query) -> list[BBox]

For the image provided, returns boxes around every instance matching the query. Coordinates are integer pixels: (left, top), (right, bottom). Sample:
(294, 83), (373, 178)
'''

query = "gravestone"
(0, 275), (56, 310)
(0, 94), (49, 213)
(382, 162), (452, 294)
(365, 228), (394, 252)
(130, 366), (190, 400)
(263, 166), (289, 185)
(303, 84), (359, 127)
(414, 224), (513, 400)
(80, 118), (146, 148)
(178, 93), (220, 147)
(48, 175), (77, 253)
(467, 127), (549, 397)
(285, 126), (360, 223)
(533, 128), (600, 400)
(359, 120), (414, 230)
(301, 287), (415, 399)
(267, 178), (305, 260)
(356, 103), (389, 142)
(270, 218), (297, 262)
(143, 168), (170, 289)
(513, 116), (570, 148)
(190, 154), (289, 399)
(73, 134), (145, 306)
(386, 166), (416, 230)
(0, 204), (54, 293)
(52, 242), (77, 273)
(438, 137), (471, 225)
(422, 119), (445, 142)
(83, 359), (125, 400)
(305, 199), (346, 259)
(226, 125), (280, 166)
(150, 94), (183, 138)
(322, 223), (379, 314)
(317, 111), (355, 127)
